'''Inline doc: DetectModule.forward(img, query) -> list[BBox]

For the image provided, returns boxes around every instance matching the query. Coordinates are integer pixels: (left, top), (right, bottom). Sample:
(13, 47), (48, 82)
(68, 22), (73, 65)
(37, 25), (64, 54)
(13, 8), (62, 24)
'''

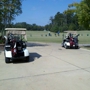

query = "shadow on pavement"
(27, 42), (48, 47)
(0, 44), (4, 54)
(0, 51), (1, 55)
(80, 46), (90, 50)
(30, 52), (41, 62)
(13, 53), (42, 64)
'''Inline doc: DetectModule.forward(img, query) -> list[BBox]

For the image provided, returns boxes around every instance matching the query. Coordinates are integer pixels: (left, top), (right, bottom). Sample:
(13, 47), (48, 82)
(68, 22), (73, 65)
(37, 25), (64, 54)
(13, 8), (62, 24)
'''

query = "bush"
(0, 36), (5, 44)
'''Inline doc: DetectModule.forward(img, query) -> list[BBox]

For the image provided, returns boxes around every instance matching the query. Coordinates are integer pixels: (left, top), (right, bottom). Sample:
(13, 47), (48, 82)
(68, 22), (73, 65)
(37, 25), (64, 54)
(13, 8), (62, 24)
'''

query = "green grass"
(81, 46), (90, 50)
(26, 31), (90, 44)
(27, 31), (63, 43)
(77, 31), (90, 44)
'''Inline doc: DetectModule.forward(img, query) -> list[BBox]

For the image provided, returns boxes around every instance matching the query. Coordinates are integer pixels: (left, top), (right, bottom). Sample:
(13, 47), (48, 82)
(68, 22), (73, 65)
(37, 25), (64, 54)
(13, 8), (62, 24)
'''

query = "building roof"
(5, 28), (27, 31)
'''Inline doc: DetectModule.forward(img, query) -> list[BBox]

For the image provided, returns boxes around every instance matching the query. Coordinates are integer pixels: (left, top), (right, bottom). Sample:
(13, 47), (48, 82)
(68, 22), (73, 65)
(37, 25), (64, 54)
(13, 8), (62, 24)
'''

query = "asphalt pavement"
(0, 42), (90, 90)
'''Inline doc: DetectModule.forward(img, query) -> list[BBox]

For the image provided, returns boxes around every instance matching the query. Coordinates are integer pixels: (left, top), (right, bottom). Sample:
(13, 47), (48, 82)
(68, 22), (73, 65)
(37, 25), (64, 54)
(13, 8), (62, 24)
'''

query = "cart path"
(0, 42), (90, 90)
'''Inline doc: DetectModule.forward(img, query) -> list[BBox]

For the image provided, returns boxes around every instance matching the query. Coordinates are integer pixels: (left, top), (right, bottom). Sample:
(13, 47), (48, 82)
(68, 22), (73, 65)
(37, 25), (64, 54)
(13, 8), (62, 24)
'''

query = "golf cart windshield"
(63, 31), (78, 39)
(8, 34), (25, 41)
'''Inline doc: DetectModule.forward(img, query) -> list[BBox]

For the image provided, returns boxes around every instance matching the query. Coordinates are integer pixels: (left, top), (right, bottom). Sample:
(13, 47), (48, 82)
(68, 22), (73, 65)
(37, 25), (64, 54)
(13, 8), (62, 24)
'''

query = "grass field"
(81, 46), (90, 50)
(26, 31), (90, 44)
(27, 31), (63, 43)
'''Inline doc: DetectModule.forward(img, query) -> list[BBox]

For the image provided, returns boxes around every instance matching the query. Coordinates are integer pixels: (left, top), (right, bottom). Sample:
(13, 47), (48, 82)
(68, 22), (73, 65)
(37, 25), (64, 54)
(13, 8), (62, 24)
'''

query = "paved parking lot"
(0, 42), (90, 90)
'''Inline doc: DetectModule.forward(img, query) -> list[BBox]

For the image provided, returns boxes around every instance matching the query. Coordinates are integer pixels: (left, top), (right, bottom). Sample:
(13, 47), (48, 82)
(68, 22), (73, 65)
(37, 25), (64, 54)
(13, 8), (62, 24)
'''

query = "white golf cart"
(62, 31), (79, 49)
(4, 33), (29, 63)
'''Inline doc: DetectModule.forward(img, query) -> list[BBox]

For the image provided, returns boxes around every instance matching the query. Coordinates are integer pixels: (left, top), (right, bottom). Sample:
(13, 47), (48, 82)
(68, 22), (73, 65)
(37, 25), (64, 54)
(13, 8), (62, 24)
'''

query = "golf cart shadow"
(13, 53), (41, 64)
(68, 47), (80, 50)
(30, 53), (42, 62)
(27, 42), (48, 47)
(0, 44), (4, 54)
(63, 46), (80, 49)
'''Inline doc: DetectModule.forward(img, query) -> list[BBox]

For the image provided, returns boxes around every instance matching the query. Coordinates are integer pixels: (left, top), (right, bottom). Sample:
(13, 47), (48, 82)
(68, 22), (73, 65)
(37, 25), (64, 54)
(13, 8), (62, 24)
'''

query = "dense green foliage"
(45, 12), (82, 32)
(45, 0), (90, 32)
(64, 0), (90, 29)
(0, 0), (22, 30)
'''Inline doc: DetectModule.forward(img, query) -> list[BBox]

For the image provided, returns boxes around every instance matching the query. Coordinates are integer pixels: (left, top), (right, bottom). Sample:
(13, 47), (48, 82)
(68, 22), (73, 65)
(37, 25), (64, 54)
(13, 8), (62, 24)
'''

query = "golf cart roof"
(64, 31), (77, 35)
(64, 31), (77, 34)
(5, 28), (27, 41)
(5, 28), (26, 31)
(64, 31), (78, 38)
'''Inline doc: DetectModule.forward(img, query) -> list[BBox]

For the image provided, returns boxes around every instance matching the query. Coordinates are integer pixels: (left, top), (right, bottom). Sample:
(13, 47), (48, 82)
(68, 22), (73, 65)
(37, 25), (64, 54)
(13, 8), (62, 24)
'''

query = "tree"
(54, 12), (65, 27)
(45, 24), (51, 31)
(64, 10), (79, 30)
(50, 25), (59, 32)
(66, 0), (90, 29)
(49, 12), (67, 32)
(0, 0), (22, 29)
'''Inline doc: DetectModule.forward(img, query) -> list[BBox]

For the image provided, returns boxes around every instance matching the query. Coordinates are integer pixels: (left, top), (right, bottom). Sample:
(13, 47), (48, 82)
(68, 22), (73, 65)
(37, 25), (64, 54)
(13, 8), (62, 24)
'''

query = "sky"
(14, 0), (81, 26)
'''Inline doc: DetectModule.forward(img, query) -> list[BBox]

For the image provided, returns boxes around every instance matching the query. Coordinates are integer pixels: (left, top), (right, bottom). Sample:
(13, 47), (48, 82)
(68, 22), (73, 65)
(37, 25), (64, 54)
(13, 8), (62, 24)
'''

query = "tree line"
(45, 0), (90, 32)
(6, 22), (45, 31)
(0, 0), (90, 33)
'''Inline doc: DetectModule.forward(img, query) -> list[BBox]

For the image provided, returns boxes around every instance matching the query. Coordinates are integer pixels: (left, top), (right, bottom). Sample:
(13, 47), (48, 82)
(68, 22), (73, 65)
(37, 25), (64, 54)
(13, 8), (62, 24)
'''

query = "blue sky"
(14, 0), (81, 26)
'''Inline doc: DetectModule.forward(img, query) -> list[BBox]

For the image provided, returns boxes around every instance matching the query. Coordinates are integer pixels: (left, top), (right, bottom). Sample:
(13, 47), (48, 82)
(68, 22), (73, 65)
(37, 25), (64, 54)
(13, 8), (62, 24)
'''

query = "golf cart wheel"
(65, 44), (68, 49)
(5, 57), (10, 63)
(26, 56), (29, 62)
(75, 46), (79, 49)
(62, 43), (64, 47)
